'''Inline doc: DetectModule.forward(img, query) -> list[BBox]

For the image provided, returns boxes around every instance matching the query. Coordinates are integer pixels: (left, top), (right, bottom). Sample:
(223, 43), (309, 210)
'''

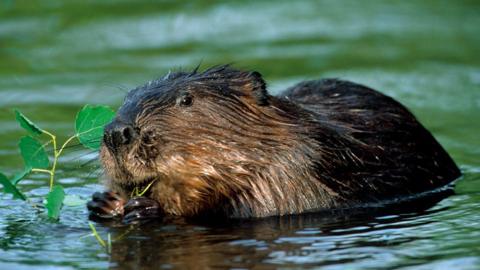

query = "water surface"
(1, 1), (479, 269)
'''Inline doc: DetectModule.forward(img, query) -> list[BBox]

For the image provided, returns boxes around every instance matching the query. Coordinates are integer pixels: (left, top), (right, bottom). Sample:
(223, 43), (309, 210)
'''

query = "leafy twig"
(0, 105), (115, 220)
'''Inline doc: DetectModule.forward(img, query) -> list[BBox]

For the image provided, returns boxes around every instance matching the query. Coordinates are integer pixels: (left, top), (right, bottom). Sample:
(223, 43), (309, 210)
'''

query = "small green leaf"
(19, 136), (49, 169)
(75, 105), (115, 150)
(45, 185), (65, 219)
(11, 168), (32, 185)
(0, 173), (26, 200)
(15, 110), (43, 136)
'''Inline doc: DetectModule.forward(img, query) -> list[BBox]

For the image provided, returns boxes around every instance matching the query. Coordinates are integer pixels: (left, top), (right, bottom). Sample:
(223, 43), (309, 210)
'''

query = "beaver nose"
(103, 121), (137, 149)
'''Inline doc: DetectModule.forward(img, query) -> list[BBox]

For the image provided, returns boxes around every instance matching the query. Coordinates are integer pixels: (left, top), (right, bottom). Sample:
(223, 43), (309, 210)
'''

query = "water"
(1, 1), (479, 269)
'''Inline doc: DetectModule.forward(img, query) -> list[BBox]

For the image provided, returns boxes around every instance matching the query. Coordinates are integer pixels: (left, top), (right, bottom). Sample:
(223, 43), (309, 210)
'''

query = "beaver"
(87, 65), (460, 222)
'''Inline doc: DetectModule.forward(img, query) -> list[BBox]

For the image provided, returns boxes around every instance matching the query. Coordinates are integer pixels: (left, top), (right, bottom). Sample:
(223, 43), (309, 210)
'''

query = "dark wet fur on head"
(100, 65), (460, 218)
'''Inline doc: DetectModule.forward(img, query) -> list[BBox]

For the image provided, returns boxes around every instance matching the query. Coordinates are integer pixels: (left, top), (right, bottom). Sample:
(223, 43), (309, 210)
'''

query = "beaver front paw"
(87, 192), (163, 224)
(122, 197), (163, 224)
(87, 191), (126, 220)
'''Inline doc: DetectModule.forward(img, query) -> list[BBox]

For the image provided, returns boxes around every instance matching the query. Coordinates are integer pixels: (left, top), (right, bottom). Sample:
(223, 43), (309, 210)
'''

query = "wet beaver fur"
(87, 65), (460, 222)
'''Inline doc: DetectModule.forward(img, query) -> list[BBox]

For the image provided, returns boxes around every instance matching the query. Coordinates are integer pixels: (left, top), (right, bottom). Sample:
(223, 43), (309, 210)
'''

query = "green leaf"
(11, 168), (32, 185)
(75, 105), (115, 150)
(15, 110), (43, 136)
(0, 173), (26, 200)
(45, 185), (65, 219)
(19, 136), (49, 169)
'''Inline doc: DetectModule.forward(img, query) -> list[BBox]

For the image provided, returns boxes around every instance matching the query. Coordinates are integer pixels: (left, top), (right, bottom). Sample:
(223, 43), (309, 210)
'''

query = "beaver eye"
(178, 94), (193, 107)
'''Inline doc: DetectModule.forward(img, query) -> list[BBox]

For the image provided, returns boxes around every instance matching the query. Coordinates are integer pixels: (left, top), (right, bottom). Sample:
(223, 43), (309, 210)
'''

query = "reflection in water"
(107, 190), (452, 269)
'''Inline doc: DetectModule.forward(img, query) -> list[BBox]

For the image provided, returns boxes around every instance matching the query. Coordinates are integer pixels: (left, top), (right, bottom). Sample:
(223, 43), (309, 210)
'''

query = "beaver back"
(280, 79), (460, 204)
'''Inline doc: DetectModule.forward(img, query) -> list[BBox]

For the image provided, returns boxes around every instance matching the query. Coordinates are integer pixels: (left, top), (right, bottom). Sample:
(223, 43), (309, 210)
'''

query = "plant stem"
(57, 135), (78, 158)
(89, 222), (106, 248)
(107, 233), (112, 254)
(31, 168), (53, 175)
(39, 131), (77, 191)
(137, 180), (157, 196)
(41, 130), (57, 191)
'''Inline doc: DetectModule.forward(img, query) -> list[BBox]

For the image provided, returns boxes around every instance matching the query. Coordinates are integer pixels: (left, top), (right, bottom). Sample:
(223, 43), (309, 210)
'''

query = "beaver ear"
(246, 71), (269, 106)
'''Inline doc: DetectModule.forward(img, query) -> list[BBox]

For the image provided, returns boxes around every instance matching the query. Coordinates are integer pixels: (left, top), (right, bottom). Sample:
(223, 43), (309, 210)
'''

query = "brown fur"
(100, 66), (460, 218)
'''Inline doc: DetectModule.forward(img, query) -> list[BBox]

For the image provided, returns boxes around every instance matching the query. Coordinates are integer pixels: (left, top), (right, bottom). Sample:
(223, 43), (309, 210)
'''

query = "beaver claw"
(87, 191), (126, 220)
(122, 197), (163, 224)
(87, 192), (163, 223)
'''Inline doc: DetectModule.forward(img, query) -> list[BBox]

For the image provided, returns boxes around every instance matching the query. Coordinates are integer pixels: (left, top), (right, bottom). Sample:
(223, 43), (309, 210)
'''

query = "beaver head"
(100, 66), (326, 217)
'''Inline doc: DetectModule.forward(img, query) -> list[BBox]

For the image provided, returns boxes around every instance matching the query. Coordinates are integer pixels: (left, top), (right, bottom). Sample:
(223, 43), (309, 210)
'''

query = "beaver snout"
(103, 120), (138, 150)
